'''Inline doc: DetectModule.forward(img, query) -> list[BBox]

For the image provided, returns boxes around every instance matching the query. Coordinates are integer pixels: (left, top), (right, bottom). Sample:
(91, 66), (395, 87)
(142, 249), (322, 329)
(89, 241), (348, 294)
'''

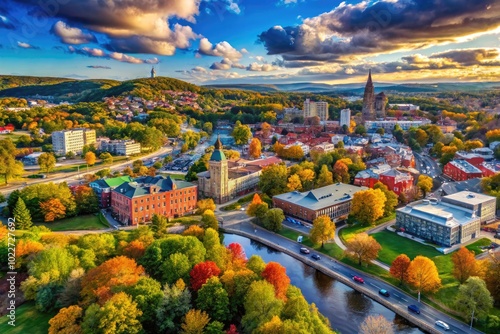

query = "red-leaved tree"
(261, 261), (290, 301)
(227, 243), (246, 269)
(226, 324), (239, 334)
(190, 260), (221, 291)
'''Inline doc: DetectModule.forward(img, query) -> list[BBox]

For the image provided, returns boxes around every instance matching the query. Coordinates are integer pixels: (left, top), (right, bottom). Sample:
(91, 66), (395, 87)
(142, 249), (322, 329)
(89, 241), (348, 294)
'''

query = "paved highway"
(218, 209), (482, 334)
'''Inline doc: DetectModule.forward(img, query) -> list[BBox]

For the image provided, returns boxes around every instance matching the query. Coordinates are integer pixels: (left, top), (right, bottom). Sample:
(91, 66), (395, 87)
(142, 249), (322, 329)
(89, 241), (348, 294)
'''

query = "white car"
(435, 320), (449, 331)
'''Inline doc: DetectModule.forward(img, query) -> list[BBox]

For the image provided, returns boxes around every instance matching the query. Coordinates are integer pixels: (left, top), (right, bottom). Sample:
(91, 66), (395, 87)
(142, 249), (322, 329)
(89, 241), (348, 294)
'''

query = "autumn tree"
(249, 138), (262, 159)
(407, 255), (442, 302)
(259, 163), (288, 197)
(73, 186), (99, 214)
(247, 194), (269, 222)
(80, 256), (145, 305)
(84, 151), (96, 167)
(202, 210), (219, 230)
(49, 305), (83, 334)
(190, 261), (221, 291)
(99, 152), (113, 165)
(227, 242), (246, 270)
(309, 215), (335, 248)
(316, 165), (333, 188)
(242, 280), (284, 333)
(333, 161), (350, 183)
(38, 152), (56, 174)
(40, 198), (66, 222)
(373, 182), (398, 216)
(455, 276), (493, 328)
(180, 309), (210, 334)
(484, 252), (500, 306)
(183, 225), (205, 241)
(359, 315), (393, 334)
(12, 197), (32, 229)
(417, 175), (433, 198)
(247, 255), (266, 276)
(196, 277), (230, 322)
(157, 279), (192, 333)
(351, 189), (386, 225)
(264, 208), (284, 232)
(390, 254), (411, 286)
(232, 121), (252, 145)
(196, 198), (216, 215)
(345, 233), (382, 266)
(287, 174), (302, 191)
(298, 168), (315, 191)
(261, 262), (291, 301)
(0, 140), (25, 184)
(82, 292), (143, 334)
(123, 240), (146, 260)
(151, 214), (169, 238)
(452, 247), (480, 284)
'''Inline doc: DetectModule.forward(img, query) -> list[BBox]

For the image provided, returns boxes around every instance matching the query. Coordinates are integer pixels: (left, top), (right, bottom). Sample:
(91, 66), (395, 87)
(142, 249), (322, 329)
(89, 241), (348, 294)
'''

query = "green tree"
(455, 276), (493, 329)
(264, 208), (285, 232)
(259, 163), (288, 197)
(0, 148), (24, 184)
(151, 214), (169, 238)
(232, 121), (252, 145)
(163, 253), (191, 285)
(316, 165), (333, 188)
(309, 215), (336, 248)
(242, 280), (284, 333)
(38, 152), (56, 174)
(156, 280), (192, 333)
(82, 292), (143, 334)
(417, 175), (433, 198)
(99, 152), (113, 165)
(202, 210), (219, 230)
(196, 277), (230, 323)
(373, 182), (398, 216)
(74, 186), (99, 214)
(122, 277), (163, 333)
(12, 197), (32, 230)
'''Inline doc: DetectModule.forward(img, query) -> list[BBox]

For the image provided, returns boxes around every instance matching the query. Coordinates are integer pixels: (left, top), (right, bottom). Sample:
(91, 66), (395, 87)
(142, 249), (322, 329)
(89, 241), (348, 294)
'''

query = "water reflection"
(224, 233), (422, 334)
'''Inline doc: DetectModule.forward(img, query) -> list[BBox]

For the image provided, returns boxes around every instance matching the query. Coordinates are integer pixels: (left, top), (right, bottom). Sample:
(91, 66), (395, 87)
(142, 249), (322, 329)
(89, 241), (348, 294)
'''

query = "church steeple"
(362, 70), (375, 122)
(367, 69), (372, 85)
(210, 135), (226, 161)
(214, 134), (223, 150)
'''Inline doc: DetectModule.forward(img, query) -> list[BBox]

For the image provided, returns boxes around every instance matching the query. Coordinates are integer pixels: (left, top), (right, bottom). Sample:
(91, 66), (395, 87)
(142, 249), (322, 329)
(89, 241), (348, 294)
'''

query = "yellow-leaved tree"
(345, 233), (382, 266)
(407, 255), (442, 302)
(351, 188), (386, 225)
(309, 215), (336, 248)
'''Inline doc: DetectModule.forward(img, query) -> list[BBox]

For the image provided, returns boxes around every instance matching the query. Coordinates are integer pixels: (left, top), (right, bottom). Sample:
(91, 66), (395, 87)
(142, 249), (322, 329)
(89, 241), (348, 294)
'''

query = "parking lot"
(164, 156), (194, 172)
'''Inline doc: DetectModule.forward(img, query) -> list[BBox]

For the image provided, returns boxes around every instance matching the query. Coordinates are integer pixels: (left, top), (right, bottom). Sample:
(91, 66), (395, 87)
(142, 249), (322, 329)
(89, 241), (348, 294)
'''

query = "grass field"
(52, 156), (128, 173)
(38, 213), (109, 231)
(158, 172), (185, 180)
(0, 132), (26, 143)
(0, 302), (55, 334)
(339, 213), (396, 243)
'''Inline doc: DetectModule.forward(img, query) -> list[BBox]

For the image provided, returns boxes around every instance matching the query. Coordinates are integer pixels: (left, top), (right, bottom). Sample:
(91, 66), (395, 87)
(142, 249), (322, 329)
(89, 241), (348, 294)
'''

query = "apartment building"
(303, 99), (329, 121)
(99, 139), (142, 156)
(52, 128), (96, 155)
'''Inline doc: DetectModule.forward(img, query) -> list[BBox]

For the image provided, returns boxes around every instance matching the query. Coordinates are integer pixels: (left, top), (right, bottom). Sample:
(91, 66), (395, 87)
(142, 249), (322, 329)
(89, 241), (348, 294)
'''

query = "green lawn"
(52, 156), (128, 173)
(170, 215), (201, 225)
(277, 227), (344, 259)
(159, 172), (185, 180)
(339, 213), (396, 243)
(0, 302), (55, 334)
(0, 132), (25, 143)
(38, 213), (109, 231)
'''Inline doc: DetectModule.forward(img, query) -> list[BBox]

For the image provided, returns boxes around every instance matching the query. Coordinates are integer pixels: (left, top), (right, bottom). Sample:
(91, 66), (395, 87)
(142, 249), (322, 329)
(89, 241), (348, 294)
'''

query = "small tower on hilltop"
(151, 67), (156, 78)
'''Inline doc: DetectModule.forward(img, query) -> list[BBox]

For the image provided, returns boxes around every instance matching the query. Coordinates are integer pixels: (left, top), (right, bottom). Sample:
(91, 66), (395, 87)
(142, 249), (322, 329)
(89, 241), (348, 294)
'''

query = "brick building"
(111, 175), (197, 225)
(378, 169), (414, 195)
(272, 183), (368, 223)
(443, 160), (482, 181)
(90, 176), (133, 208)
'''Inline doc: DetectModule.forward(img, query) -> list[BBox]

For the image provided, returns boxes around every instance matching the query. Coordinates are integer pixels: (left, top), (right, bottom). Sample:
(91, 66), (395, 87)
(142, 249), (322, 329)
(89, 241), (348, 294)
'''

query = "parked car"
(300, 247), (310, 254)
(435, 320), (449, 331)
(311, 254), (321, 260)
(353, 276), (364, 283)
(378, 289), (390, 297)
(494, 233), (500, 240)
(408, 305), (420, 314)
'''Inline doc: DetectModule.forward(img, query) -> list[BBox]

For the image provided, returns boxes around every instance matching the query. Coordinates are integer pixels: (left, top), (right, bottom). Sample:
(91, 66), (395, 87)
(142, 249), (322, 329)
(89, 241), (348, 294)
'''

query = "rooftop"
(443, 191), (496, 205)
(397, 200), (477, 228)
(113, 175), (195, 198)
(273, 183), (368, 211)
(449, 160), (482, 174)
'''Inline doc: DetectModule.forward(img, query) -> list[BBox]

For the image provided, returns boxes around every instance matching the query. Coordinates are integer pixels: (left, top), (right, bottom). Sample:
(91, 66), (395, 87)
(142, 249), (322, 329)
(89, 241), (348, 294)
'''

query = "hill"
(0, 76), (202, 102)
(0, 75), (75, 90)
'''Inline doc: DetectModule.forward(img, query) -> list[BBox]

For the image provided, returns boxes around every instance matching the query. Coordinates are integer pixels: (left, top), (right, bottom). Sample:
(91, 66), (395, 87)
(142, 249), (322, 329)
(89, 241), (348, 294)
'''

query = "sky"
(0, 0), (499, 85)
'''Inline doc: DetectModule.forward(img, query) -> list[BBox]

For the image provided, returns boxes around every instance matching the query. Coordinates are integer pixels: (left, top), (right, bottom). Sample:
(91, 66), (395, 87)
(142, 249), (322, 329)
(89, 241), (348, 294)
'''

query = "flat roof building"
(273, 183), (368, 223)
(441, 191), (496, 224)
(52, 128), (96, 155)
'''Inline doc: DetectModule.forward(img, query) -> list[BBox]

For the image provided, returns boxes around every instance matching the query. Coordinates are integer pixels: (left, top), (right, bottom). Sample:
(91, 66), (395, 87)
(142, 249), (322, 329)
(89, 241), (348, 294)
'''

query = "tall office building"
(340, 108), (351, 127)
(303, 99), (329, 121)
(52, 128), (96, 155)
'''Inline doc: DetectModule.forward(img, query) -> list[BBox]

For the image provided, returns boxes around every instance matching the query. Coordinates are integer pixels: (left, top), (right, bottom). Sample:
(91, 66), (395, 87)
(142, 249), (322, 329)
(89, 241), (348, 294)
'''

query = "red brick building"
(443, 160), (483, 181)
(478, 162), (500, 177)
(111, 175), (197, 225)
(378, 169), (414, 195)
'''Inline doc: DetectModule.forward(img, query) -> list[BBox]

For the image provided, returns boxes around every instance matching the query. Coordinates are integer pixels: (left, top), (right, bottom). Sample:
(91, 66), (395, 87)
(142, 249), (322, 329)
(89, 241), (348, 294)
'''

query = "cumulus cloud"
(210, 57), (245, 70)
(198, 38), (243, 61)
(87, 65), (111, 69)
(17, 41), (39, 49)
(246, 62), (279, 71)
(67, 46), (159, 64)
(176, 66), (242, 82)
(10, 0), (202, 55)
(258, 0), (500, 65)
(52, 21), (96, 44)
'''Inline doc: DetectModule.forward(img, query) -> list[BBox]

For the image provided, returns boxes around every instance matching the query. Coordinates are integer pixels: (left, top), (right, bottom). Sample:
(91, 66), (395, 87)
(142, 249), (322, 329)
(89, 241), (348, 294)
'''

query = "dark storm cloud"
(258, 0), (500, 61)
(430, 48), (500, 66)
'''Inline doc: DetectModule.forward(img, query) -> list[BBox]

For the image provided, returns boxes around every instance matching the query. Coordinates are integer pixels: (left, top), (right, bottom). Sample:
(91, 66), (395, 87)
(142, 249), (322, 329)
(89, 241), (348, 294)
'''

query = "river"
(223, 233), (424, 334)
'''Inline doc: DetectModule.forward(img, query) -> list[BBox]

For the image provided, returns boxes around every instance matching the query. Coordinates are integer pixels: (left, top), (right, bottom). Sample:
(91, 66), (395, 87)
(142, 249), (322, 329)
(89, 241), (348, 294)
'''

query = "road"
(0, 146), (173, 198)
(414, 152), (441, 178)
(218, 209), (482, 334)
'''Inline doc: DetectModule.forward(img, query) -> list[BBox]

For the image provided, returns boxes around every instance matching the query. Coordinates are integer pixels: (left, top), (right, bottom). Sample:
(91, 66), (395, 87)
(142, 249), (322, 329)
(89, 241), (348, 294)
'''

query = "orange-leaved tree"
(40, 198), (66, 222)
(80, 255), (144, 305)
(123, 240), (146, 260)
(390, 254), (411, 286)
(48, 305), (83, 334)
(227, 243), (246, 270)
(345, 233), (382, 266)
(249, 138), (262, 159)
(452, 247), (480, 284)
(407, 255), (442, 302)
(261, 261), (291, 301)
(190, 260), (221, 291)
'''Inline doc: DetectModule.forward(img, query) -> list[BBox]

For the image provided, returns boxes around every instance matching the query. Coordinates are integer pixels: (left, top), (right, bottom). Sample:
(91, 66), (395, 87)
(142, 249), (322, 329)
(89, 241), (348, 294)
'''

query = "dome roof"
(210, 149), (226, 161)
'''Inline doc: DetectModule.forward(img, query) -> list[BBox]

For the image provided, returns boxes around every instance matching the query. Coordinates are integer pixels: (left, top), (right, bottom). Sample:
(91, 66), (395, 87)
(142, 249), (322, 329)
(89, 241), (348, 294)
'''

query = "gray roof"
(397, 200), (477, 228)
(443, 191), (496, 205)
(449, 160), (482, 173)
(113, 175), (195, 198)
(273, 183), (368, 210)
(439, 179), (482, 196)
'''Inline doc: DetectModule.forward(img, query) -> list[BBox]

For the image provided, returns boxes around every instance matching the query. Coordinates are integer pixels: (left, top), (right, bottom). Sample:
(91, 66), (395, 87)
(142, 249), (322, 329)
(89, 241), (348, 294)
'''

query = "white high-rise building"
(340, 108), (351, 127)
(303, 99), (329, 121)
(52, 128), (96, 155)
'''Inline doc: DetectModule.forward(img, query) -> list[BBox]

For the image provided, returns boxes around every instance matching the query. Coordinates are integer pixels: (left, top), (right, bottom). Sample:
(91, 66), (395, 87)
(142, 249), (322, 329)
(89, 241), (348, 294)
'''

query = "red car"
(353, 276), (364, 283)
